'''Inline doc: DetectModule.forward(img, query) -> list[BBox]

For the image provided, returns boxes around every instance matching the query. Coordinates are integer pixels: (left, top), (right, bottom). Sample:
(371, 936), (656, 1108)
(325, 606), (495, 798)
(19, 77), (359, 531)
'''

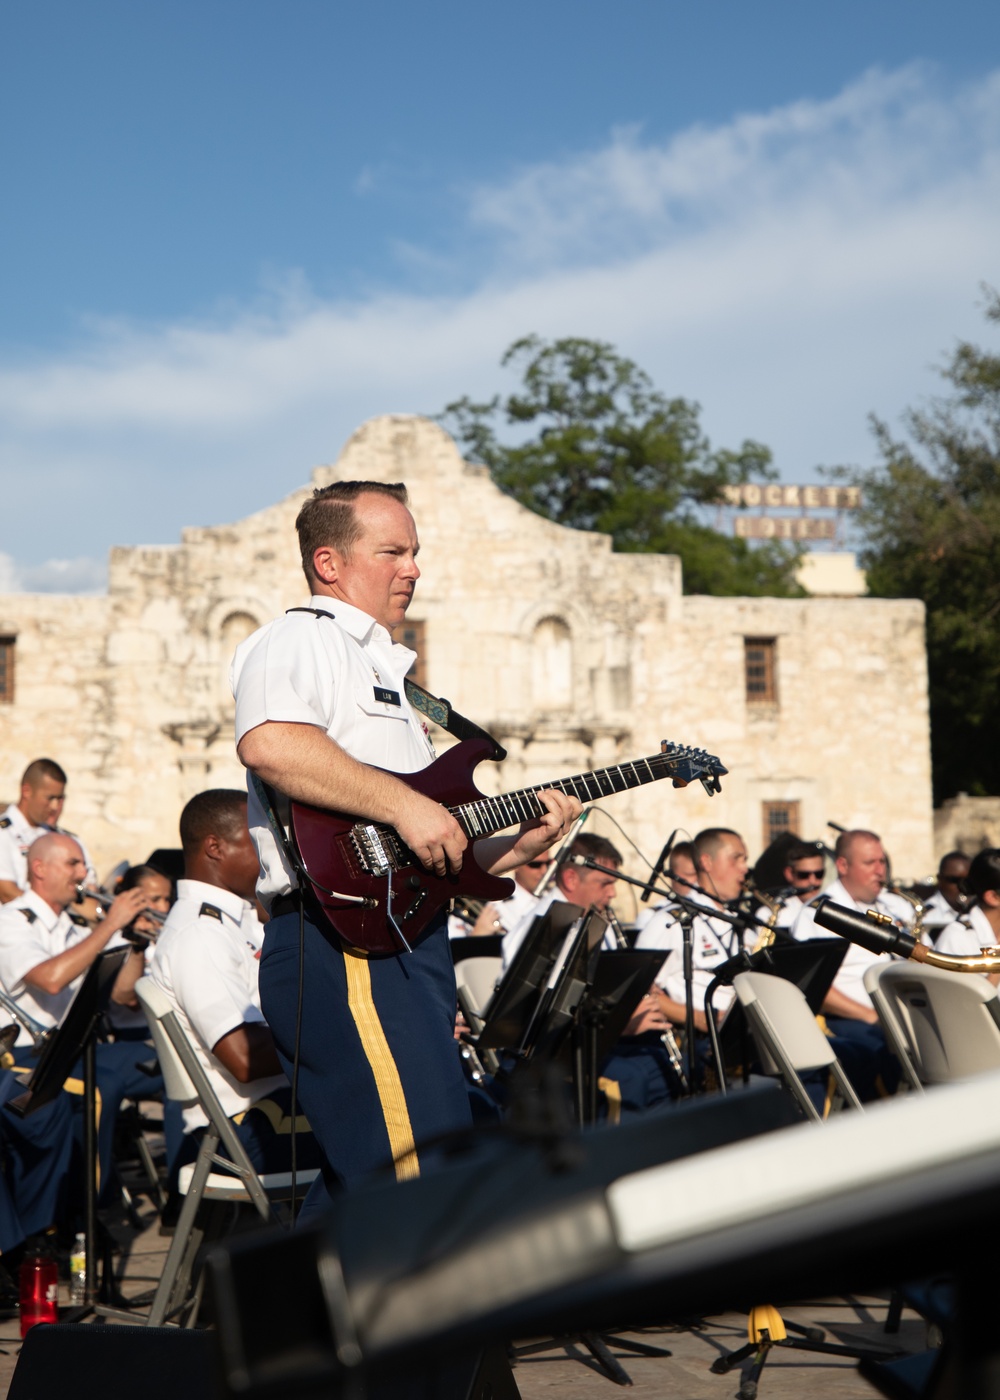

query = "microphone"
(812, 897), (922, 962)
(640, 831), (677, 905)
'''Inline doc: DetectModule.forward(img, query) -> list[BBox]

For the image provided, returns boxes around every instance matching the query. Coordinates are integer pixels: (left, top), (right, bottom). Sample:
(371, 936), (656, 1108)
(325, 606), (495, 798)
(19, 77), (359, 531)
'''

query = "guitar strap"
(285, 607), (507, 760)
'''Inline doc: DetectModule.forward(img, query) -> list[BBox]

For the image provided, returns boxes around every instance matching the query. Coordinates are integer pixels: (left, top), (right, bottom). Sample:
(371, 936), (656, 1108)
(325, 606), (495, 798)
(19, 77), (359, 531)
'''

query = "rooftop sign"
(720, 484), (861, 509)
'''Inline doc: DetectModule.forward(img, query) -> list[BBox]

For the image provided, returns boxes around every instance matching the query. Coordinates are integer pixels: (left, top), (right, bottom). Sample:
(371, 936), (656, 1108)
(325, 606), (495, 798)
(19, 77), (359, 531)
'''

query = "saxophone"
(745, 881), (782, 952)
(887, 881), (926, 942)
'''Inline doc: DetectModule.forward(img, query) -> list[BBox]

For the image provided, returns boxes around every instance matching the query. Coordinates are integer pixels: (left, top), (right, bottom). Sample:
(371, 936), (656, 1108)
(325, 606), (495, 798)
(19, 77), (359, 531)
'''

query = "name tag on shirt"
(373, 686), (401, 707)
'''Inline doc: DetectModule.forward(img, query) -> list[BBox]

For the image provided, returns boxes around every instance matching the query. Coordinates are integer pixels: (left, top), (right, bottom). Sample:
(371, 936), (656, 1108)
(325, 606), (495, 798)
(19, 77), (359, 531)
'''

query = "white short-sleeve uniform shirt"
(230, 599), (436, 910)
(0, 891), (91, 1044)
(149, 879), (286, 1133)
(634, 906), (683, 989)
(653, 889), (750, 1014)
(0, 806), (44, 891)
(934, 902), (998, 960)
(921, 890), (964, 942)
(792, 878), (915, 1008)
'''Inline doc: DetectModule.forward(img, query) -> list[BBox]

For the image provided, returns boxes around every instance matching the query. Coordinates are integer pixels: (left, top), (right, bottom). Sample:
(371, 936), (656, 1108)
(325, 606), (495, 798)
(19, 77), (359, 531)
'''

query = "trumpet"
(0, 984), (51, 1051)
(75, 884), (168, 941)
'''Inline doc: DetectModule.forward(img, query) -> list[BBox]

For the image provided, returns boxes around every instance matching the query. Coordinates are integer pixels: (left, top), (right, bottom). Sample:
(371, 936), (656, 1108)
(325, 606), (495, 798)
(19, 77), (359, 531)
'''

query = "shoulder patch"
(199, 902), (224, 922)
(19, 907), (37, 923)
(0, 818), (11, 829)
(68, 912), (90, 928)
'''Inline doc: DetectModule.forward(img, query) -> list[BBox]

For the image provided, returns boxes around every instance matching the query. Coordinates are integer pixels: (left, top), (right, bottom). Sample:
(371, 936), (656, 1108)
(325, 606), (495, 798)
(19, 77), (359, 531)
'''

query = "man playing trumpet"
(0, 832), (160, 1199)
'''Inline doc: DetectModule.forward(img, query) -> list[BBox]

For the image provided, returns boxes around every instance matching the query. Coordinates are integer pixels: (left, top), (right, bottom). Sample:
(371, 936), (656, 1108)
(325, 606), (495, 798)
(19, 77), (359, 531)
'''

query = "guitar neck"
(449, 752), (684, 840)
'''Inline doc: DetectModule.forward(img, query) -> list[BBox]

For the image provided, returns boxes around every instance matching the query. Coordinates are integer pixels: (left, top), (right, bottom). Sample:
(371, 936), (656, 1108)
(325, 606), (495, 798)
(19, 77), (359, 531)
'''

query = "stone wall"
(0, 415), (935, 901)
(934, 795), (1000, 861)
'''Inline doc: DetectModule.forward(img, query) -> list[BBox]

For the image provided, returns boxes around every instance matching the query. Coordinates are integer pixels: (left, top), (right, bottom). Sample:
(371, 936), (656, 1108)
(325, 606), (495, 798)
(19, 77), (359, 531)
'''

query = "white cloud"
(0, 554), (20, 593)
(1, 63), (998, 588)
(0, 552), (107, 595)
(18, 557), (108, 594)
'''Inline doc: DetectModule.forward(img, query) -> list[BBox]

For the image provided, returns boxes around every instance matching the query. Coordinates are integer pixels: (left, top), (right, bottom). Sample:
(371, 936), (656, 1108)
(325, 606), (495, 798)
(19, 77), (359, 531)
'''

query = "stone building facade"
(0, 416), (935, 907)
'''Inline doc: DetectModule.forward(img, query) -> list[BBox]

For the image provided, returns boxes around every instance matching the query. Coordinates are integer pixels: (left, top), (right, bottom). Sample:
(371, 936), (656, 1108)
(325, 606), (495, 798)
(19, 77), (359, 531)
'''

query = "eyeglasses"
(791, 868), (824, 882)
(525, 860), (552, 870)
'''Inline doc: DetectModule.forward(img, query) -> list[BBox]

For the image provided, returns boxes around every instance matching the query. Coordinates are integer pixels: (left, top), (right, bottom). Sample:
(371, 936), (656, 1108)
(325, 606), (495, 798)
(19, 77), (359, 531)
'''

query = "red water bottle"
(19, 1243), (59, 1336)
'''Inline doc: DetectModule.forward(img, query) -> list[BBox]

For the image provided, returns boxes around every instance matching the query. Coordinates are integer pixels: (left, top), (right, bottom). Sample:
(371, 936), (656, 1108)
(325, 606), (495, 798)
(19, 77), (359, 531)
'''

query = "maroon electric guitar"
(290, 738), (727, 955)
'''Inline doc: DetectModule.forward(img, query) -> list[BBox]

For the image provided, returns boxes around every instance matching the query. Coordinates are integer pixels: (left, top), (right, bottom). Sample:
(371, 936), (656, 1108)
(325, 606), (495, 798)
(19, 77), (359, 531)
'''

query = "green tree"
(848, 289), (1000, 802)
(439, 336), (803, 596)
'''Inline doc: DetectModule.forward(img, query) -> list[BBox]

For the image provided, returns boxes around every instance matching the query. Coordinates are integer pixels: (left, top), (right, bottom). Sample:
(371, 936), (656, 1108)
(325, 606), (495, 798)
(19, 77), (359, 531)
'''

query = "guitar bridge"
(350, 824), (391, 876)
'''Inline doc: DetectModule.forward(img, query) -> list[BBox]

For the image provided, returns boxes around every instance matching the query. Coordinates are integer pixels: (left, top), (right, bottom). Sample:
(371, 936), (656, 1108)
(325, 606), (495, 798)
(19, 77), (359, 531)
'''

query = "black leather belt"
(268, 892), (303, 920)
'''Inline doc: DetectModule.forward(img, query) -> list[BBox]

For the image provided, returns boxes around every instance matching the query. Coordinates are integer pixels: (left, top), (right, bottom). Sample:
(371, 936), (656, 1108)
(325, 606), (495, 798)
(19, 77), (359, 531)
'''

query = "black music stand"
(8, 946), (132, 1315)
(522, 910), (607, 1067)
(477, 902), (584, 1058)
(449, 934), (504, 967)
(508, 922), (679, 1384)
(547, 949), (669, 1127)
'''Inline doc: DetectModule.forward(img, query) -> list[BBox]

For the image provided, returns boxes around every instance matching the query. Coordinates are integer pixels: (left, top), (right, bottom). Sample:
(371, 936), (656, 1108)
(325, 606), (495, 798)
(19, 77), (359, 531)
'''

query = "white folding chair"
(455, 955), (502, 1020)
(134, 977), (318, 1327)
(867, 962), (1000, 1086)
(732, 971), (864, 1122)
(863, 962), (924, 1093)
(454, 955), (503, 1078)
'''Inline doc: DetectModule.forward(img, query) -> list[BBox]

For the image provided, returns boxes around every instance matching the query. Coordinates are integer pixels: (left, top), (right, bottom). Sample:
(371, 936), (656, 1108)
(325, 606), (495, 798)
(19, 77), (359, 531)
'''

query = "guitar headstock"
(658, 740), (728, 796)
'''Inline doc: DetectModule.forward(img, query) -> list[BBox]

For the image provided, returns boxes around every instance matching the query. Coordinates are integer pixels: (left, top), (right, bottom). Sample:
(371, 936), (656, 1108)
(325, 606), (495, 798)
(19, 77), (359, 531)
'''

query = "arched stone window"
(531, 616), (573, 710)
(220, 611), (259, 655)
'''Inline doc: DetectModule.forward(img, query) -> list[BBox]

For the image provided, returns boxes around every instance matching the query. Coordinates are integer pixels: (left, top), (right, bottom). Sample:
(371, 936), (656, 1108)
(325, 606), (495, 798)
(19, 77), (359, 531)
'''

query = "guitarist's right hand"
(393, 791), (468, 877)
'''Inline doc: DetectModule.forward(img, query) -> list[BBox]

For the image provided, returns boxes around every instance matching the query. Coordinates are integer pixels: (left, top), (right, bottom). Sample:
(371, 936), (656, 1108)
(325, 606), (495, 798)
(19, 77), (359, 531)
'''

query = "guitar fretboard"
(448, 746), (712, 841)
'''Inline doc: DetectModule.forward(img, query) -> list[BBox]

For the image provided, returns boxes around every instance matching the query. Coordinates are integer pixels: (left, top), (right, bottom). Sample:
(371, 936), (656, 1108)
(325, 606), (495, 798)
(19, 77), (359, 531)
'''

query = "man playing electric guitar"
(232, 480), (580, 1218)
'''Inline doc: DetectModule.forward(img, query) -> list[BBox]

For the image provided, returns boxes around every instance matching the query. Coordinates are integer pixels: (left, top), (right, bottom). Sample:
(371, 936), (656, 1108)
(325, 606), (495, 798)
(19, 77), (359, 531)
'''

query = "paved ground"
(0, 1190), (930, 1399)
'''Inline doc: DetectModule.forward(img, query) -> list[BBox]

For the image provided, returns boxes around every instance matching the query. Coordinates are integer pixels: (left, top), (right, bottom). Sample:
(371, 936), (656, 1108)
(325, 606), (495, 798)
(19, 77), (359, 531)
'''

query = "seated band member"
(500, 834), (680, 1115)
(756, 840), (827, 932)
(0, 758), (96, 904)
(792, 829), (913, 1027)
(637, 827), (752, 1032)
(104, 864), (174, 1037)
(921, 850), (971, 943)
(149, 790), (320, 1178)
(792, 828), (906, 1097)
(462, 853), (553, 938)
(0, 832), (155, 1202)
(633, 841), (698, 934)
(934, 848), (1000, 983)
(232, 481), (577, 1219)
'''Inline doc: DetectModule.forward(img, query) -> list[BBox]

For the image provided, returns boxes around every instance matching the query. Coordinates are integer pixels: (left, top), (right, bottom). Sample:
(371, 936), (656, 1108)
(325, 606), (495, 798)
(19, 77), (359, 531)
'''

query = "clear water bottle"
(69, 1233), (87, 1306)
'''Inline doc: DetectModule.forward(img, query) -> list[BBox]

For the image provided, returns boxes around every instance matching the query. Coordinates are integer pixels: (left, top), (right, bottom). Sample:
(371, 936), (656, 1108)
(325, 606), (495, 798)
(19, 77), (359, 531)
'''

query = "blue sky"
(1, 1), (999, 591)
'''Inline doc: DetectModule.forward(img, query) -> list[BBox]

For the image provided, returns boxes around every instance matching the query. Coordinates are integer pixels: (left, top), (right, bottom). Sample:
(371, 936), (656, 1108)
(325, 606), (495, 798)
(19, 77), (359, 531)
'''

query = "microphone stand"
(533, 809), (590, 900)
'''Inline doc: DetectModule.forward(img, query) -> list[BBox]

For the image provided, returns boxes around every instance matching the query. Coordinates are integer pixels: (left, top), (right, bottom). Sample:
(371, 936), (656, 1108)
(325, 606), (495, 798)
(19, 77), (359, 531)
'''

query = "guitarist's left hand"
(475, 789), (582, 877)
